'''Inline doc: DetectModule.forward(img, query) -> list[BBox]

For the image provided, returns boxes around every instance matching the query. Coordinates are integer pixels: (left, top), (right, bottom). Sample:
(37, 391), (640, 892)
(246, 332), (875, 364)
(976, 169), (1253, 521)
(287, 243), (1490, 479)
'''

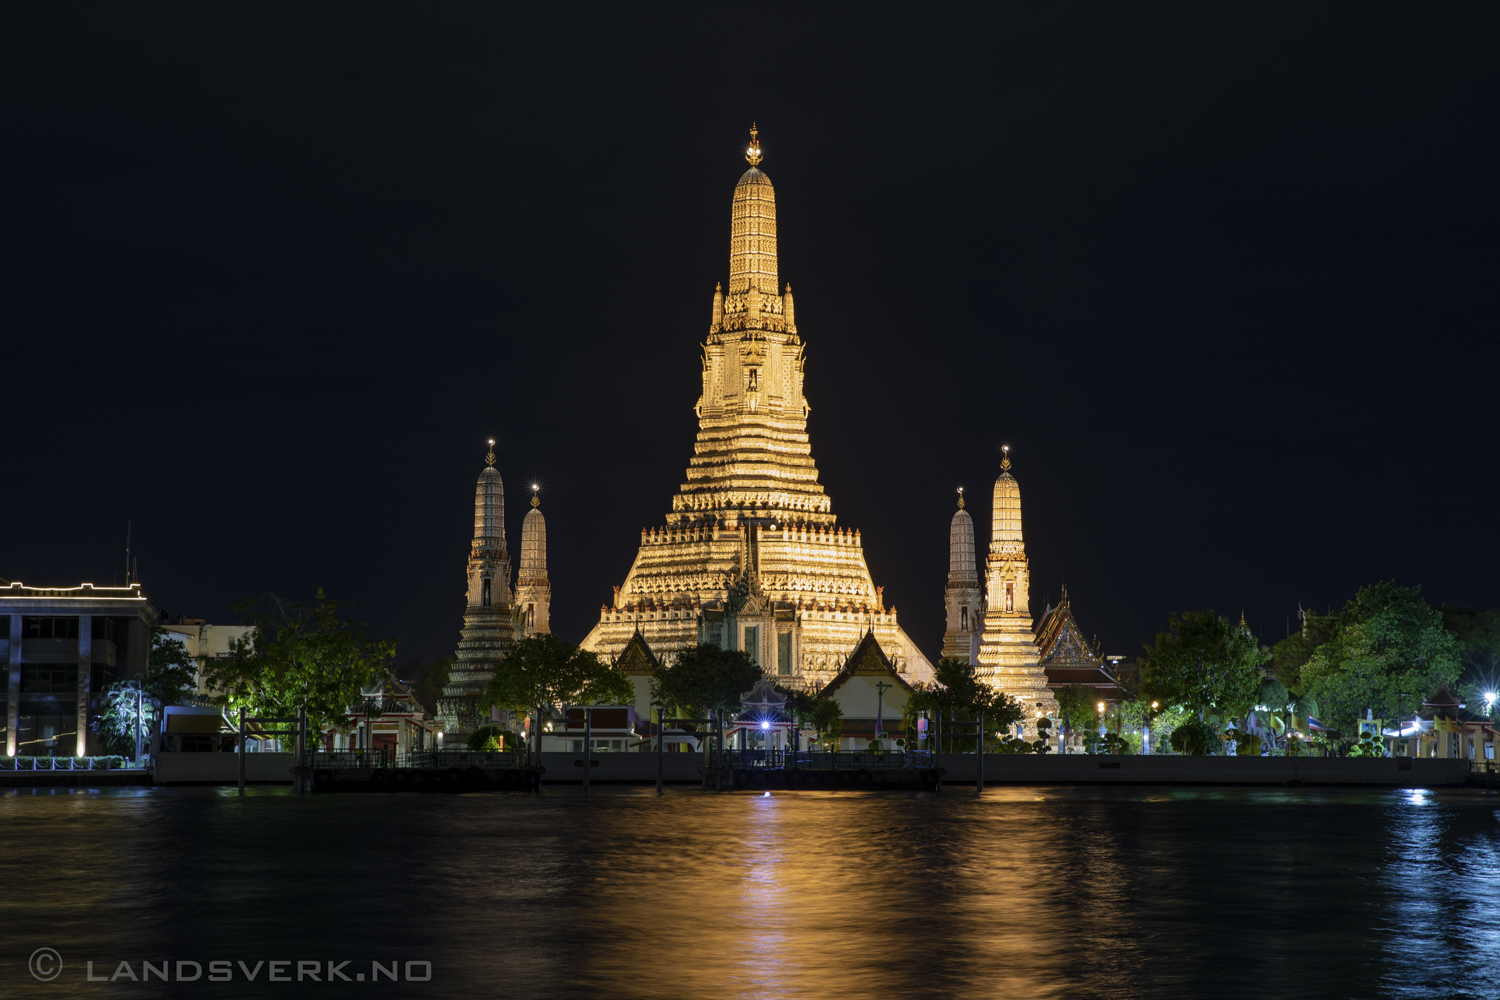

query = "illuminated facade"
(580, 128), (934, 690)
(973, 450), (1058, 728)
(0, 580), (156, 756)
(441, 442), (516, 741)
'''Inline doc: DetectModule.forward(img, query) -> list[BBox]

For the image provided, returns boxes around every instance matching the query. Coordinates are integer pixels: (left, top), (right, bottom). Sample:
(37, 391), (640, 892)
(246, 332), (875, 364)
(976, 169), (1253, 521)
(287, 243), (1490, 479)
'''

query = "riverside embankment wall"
(104, 751), (1478, 788)
(539, 752), (1472, 787)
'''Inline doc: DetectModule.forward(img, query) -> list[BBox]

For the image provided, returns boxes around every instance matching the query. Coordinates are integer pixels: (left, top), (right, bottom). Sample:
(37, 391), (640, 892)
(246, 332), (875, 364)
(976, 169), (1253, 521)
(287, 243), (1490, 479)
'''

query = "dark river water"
(1, 786), (1497, 999)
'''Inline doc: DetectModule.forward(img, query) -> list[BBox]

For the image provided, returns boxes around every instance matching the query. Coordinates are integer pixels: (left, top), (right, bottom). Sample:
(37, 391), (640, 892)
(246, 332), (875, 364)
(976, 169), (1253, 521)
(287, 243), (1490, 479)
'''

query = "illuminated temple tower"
(515, 487), (551, 637)
(580, 126), (934, 690)
(941, 489), (981, 663)
(442, 441), (516, 740)
(973, 447), (1058, 727)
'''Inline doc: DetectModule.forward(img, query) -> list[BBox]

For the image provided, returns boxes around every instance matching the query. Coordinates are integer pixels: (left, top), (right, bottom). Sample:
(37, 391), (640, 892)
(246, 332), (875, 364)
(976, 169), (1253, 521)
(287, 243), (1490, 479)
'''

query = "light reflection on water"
(0, 786), (1496, 999)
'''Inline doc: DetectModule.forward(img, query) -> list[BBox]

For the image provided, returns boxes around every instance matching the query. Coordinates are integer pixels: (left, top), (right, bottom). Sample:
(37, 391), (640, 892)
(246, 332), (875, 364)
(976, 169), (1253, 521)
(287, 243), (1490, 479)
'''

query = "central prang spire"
(683, 124), (822, 522)
(580, 127), (935, 692)
(729, 124), (778, 298)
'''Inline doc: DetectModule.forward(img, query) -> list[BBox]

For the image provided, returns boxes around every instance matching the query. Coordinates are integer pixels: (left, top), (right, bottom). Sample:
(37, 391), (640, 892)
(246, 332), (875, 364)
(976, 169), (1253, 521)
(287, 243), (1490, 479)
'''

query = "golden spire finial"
(1000, 444), (1011, 472)
(486, 439), (496, 467)
(531, 483), (540, 509)
(956, 486), (965, 509)
(745, 122), (762, 166)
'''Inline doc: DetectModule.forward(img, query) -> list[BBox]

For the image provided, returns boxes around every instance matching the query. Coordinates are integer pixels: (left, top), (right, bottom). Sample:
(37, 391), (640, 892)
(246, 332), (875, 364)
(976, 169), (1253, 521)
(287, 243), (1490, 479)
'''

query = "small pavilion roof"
(816, 631), (916, 700)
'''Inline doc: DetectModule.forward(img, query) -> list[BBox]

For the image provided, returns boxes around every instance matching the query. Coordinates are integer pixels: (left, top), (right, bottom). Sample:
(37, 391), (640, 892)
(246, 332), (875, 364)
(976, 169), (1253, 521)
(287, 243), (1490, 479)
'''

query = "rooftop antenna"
(125, 519), (132, 585)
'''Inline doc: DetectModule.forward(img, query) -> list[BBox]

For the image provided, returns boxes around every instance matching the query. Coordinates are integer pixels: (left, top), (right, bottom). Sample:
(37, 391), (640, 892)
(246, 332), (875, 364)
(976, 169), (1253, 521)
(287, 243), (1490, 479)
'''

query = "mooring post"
(584, 707), (592, 797)
(296, 705), (307, 795)
(934, 713), (942, 793)
(976, 708), (985, 794)
(656, 705), (664, 796)
(701, 712), (711, 790)
(237, 706), (245, 796)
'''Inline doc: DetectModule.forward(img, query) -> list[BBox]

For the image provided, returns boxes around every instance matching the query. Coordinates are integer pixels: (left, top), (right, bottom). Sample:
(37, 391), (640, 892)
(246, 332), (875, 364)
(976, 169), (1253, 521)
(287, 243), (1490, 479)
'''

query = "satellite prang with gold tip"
(579, 126), (934, 691)
(972, 446), (1059, 732)
(441, 438), (517, 742)
(942, 487), (982, 664)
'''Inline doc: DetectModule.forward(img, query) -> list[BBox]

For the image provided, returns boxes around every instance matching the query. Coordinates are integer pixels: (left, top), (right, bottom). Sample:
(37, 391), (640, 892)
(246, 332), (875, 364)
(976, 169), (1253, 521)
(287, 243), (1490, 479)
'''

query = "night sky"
(5, 5), (1497, 669)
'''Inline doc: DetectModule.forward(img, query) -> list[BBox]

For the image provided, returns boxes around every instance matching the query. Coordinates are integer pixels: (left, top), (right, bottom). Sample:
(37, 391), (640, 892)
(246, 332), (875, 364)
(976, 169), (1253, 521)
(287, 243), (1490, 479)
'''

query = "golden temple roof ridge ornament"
(486, 438), (496, 467)
(745, 122), (762, 166)
(1000, 444), (1012, 472)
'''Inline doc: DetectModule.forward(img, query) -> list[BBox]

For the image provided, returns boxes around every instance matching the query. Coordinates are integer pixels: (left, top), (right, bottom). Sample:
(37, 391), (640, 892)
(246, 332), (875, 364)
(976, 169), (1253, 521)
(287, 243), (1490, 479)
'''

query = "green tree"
(1300, 582), (1461, 732)
(93, 626), (207, 756)
(807, 697), (843, 748)
(1270, 630), (1326, 694)
(908, 657), (1024, 752)
(1441, 606), (1500, 712)
(1053, 683), (1098, 741)
(1168, 718), (1222, 755)
(203, 591), (398, 739)
(1140, 611), (1266, 722)
(480, 633), (632, 720)
(650, 643), (762, 718)
(777, 685), (843, 749)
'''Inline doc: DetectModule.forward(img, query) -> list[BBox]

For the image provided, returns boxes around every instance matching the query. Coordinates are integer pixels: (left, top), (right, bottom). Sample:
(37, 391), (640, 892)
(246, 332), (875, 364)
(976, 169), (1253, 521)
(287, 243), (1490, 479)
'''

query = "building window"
(744, 626), (759, 665)
(960, 606), (969, 631)
(91, 617), (118, 643)
(777, 631), (792, 675)
(22, 665), (78, 694)
(23, 617), (79, 640)
(1005, 583), (1014, 612)
(481, 577), (492, 607)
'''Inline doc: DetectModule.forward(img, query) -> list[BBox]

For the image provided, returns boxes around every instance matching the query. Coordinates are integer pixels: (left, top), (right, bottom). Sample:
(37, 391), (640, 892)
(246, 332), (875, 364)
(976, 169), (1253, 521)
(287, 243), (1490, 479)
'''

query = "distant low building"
(0, 580), (156, 756)
(157, 616), (254, 706)
(1385, 682), (1496, 761)
(327, 680), (440, 758)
